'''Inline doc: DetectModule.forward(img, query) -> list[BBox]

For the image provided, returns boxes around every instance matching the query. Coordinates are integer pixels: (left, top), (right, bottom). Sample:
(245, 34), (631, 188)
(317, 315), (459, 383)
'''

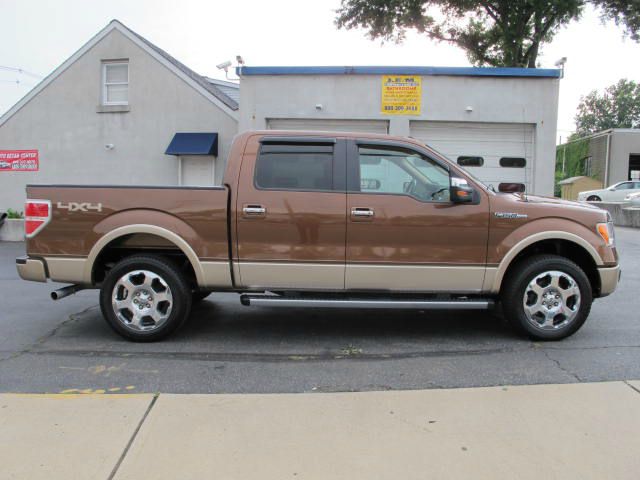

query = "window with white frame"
(102, 61), (129, 105)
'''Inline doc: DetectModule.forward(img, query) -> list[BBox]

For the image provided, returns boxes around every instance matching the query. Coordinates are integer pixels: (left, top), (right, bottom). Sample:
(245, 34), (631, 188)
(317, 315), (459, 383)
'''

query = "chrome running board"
(240, 295), (494, 310)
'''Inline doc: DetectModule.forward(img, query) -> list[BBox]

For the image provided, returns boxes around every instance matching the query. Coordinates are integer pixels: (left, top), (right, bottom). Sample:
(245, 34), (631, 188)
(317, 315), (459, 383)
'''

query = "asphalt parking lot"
(0, 228), (638, 394)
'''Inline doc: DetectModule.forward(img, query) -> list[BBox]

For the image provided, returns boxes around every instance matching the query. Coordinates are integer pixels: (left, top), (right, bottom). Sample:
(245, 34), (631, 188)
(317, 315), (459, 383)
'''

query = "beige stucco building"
(0, 20), (239, 210)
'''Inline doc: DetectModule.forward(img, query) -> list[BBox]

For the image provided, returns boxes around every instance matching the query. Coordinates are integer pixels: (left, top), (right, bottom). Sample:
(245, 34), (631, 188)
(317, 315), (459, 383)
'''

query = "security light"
(216, 61), (232, 71)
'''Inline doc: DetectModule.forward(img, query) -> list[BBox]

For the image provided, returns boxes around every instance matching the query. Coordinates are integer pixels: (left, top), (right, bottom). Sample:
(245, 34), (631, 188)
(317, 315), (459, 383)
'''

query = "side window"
(457, 156), (484, 167)
(500, 157), (526, 168)
(102, 61), (129, 105)
(617, 182), (633, 190)
(255, 143), (334, 191)
(357, 146), (450, 202)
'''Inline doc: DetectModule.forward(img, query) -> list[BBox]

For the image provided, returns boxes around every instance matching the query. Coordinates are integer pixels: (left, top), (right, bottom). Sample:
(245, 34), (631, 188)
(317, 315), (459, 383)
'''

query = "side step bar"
(240, 295), (494, 310)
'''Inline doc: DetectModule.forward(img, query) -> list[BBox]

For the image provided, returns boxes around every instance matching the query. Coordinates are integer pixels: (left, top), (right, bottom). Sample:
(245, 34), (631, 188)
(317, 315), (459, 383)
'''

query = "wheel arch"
(84, 224), (205, 286)
(491, 231), (603, 296)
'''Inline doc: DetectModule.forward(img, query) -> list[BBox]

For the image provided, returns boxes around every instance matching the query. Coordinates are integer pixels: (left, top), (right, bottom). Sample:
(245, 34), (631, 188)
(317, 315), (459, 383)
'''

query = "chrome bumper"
(598, 265), (621, 298)
(16, 256), (47, 283)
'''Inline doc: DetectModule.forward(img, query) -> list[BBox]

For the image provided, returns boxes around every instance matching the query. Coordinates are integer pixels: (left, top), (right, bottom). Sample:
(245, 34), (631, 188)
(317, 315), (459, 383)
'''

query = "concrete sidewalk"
(2, 381), (640, 480)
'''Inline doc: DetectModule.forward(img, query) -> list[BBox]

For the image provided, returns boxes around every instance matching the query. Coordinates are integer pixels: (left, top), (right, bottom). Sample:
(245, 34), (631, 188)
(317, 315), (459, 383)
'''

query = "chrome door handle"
(243, 205), (266, 215)
(351, 207), (374, 217)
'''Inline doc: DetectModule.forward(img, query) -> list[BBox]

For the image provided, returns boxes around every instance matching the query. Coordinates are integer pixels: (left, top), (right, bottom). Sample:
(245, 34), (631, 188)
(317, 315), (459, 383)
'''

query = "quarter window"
(357, 146), (450, 202)
(102, 61), (129, 105)
(255, 143), (334, 191)
(500, 157), (526, 168)
(457, 156), (484, 167)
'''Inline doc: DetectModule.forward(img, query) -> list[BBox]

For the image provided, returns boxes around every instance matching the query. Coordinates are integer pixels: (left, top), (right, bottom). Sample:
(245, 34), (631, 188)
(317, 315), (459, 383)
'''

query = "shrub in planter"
(6, 208), (24, 219)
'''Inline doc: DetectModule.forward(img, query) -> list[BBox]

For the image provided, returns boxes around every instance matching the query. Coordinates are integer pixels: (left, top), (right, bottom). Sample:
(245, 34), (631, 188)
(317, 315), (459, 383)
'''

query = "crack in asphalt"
(0, 305), (98, 365)
(540, 349), (583, 382)
(21, 347), (517, 363)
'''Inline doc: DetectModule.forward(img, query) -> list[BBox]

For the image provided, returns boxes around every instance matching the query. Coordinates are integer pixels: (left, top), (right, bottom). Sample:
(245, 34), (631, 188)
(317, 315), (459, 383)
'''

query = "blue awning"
(165, 132), (218, 156)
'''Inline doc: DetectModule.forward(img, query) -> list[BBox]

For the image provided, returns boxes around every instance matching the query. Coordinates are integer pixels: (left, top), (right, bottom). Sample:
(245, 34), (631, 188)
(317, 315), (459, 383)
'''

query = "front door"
(345, 141), (490, 292)
(236, 136), (347, 289)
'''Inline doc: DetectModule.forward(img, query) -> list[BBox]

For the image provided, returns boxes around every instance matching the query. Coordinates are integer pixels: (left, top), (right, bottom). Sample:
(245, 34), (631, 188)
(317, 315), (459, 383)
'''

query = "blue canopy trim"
(165, 132), (218, 156)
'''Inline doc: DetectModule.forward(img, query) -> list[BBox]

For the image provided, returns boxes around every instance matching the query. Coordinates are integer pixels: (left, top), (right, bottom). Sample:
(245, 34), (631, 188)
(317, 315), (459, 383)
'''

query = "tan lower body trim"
(346, 264), (487, 292)
(482, 268), (499, 293)
(201, 261), (233, 288)
(44, 257), (88, 284)
(598, 265), (620, 297)
(238, 262), (344, 289)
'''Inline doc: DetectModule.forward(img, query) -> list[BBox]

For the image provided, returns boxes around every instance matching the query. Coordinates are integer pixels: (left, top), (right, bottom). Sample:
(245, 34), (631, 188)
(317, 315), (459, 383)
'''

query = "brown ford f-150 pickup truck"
(17, 130), (620, 341)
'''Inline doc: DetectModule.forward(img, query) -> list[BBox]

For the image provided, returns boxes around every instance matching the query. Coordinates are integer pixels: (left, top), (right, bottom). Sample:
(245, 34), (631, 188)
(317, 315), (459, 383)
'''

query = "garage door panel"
(433, 144), (533, 160)
(410, 120), (534, 191)
(268, 118), (389, 134)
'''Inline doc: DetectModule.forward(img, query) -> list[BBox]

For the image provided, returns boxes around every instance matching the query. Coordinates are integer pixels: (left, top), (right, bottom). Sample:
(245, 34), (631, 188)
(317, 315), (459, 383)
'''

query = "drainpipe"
(604, 132), (611, 187)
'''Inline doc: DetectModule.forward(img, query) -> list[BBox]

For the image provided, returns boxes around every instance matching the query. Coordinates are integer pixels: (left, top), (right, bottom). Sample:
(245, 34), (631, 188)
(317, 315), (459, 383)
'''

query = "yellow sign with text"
(381, 75), (422, 115)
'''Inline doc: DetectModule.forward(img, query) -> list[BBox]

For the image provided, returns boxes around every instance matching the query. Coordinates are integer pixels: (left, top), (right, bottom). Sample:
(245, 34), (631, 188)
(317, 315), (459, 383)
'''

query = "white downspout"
(604, 132), (611, 187)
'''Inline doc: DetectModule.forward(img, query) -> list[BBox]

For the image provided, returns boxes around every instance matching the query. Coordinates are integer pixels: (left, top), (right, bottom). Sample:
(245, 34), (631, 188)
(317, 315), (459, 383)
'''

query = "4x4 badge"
(57, 201), (103, 213)
(495, 212), (528, 219)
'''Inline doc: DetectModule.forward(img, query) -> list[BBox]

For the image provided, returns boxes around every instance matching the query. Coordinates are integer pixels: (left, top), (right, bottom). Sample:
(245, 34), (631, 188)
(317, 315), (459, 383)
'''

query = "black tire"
(99, 255), (192, 342)
(501, 254), (592, 341)
(192, 291), (212, 303)
(586, 195), (601, 202)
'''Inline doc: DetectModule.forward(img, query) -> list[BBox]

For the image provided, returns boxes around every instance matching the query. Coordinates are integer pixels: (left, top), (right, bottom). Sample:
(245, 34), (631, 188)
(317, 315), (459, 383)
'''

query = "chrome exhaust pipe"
(51, 284), (85, 301)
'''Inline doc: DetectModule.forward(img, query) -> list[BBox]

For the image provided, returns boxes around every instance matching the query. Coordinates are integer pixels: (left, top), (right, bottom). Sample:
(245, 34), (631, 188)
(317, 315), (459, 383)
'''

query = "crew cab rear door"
(235, 136), (347, 289)
(345, 139), (490, 292)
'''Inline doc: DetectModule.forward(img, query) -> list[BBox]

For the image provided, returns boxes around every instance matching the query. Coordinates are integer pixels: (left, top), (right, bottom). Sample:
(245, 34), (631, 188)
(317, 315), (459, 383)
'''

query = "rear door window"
(255, 143), (335, 191)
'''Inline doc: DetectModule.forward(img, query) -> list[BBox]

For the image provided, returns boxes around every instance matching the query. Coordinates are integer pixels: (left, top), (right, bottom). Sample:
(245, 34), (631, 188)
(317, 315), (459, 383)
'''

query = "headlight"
(596, 222), (615, 246)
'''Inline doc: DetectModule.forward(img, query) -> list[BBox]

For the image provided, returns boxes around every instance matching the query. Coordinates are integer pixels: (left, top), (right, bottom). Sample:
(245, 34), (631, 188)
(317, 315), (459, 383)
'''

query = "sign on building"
(381, 76), (422, 115)
(0, 150), (39, 171)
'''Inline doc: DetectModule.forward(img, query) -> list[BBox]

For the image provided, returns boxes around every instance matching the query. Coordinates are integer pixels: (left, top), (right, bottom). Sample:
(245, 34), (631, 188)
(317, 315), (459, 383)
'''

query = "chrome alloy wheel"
(522, 270), (581, 330)
(111, 270), (173, 332)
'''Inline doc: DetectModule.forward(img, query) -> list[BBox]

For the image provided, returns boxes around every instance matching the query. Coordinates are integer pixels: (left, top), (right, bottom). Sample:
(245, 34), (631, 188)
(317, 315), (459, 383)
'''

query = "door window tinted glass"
(255, 145), (333, 191)
(358, 146), (450, 202)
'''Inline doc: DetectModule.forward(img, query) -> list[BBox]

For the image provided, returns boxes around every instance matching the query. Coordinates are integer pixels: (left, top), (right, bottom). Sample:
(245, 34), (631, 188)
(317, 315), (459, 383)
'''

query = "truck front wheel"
(99, 255), (192, 342)
(501, 255), (592, 341)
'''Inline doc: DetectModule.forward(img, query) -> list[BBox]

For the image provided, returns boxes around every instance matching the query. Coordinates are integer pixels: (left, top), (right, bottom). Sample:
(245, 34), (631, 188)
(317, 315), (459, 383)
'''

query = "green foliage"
(335, 0), (640, 67)
(6, 208), (24, 219)
(574, 79), (640, 137)
(555, 137), (592, 195)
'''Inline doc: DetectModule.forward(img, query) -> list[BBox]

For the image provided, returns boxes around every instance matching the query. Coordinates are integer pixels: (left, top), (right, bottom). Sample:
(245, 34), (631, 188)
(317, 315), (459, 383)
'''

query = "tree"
(335, 0), (640, 68)
(573, 79), (640, 138)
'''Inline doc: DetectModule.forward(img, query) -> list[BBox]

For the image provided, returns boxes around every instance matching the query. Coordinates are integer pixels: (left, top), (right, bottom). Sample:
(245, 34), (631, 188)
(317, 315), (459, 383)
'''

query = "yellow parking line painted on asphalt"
(4, 393), (149, 399)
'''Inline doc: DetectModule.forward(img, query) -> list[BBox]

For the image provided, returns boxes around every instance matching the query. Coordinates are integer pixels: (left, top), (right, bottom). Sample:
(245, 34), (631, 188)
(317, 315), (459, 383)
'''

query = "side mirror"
(451, 185), (474, 203)
(608, 187), (615, 191)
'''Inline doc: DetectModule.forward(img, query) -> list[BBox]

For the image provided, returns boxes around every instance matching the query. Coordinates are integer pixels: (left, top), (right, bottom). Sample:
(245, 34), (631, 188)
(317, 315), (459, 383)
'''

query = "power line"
(0, 65), (43, 79)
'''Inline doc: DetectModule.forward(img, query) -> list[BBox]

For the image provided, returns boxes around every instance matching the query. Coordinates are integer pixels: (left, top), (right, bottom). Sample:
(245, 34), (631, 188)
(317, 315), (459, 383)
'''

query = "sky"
(1, 0), (639, 143)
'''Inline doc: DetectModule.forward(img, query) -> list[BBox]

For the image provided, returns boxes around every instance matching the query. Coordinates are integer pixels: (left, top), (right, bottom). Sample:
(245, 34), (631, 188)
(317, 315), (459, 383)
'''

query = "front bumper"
(16, 256), (47, 283)
(598, 265), (621, 297)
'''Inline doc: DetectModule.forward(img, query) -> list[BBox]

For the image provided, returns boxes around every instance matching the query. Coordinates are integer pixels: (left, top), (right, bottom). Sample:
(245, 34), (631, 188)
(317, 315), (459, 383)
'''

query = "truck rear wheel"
(501, 254), (592, 341)
(99, 255), (192, 342)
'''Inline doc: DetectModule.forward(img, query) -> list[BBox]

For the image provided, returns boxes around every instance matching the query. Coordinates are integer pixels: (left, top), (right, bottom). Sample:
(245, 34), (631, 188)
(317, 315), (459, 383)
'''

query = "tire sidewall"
(504, 256), (593, 341)
(100, 256), (192, 342)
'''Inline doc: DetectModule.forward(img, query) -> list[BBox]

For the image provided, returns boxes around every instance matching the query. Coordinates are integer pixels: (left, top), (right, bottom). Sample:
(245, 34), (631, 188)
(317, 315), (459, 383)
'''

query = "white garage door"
(410, 121), (535, 192)
(268, 118), (389, 134)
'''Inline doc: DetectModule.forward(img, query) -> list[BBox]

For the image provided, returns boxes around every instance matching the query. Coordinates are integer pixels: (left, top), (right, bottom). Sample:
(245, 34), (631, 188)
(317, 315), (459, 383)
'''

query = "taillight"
(24, 199), (51, 238)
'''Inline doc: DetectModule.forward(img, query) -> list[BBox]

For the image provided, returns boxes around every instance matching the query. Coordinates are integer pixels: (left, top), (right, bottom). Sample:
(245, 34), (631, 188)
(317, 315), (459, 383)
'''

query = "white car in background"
(625, 191), (640, 206)
(578, 180), (640, 202)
